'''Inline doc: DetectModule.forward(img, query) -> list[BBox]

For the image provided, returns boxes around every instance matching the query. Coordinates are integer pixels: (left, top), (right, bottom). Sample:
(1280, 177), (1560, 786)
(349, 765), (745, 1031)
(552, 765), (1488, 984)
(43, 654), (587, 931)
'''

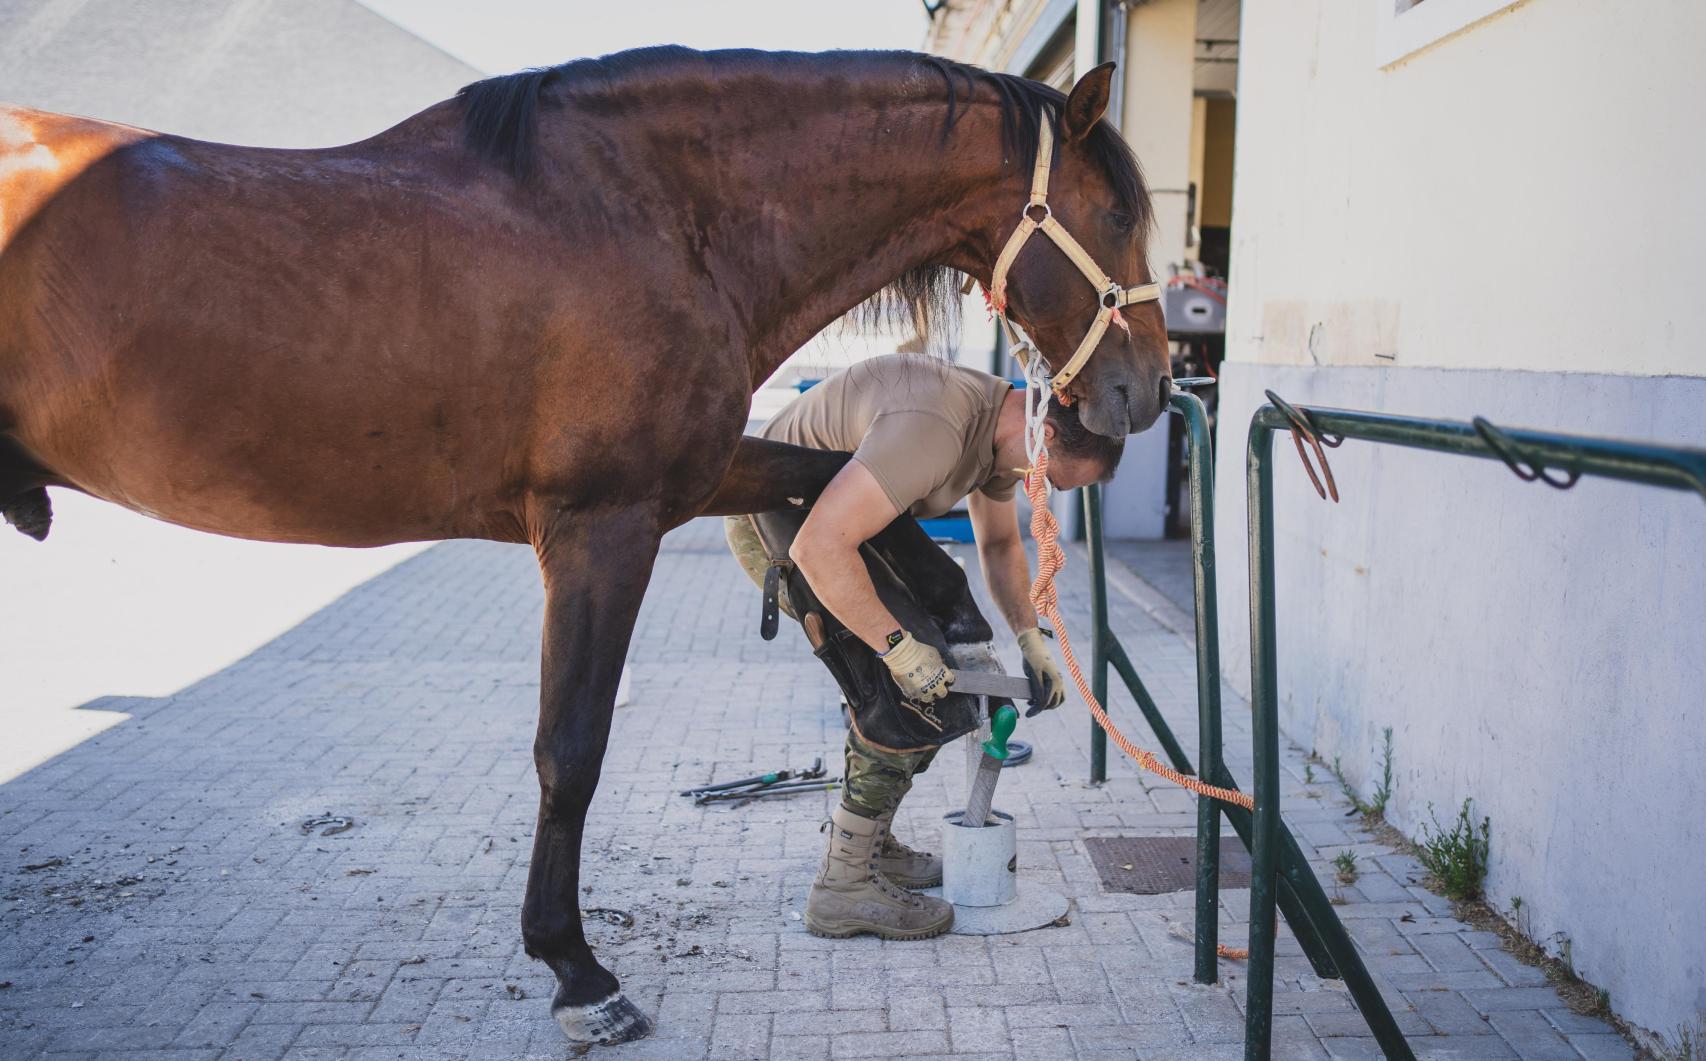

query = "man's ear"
(1043, 420), (1058, 444)
(1062, 62), (1116, 142)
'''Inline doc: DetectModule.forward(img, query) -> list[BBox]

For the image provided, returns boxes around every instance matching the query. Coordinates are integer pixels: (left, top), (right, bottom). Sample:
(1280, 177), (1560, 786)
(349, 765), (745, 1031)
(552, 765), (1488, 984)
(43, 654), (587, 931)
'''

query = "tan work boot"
(876, 812), (943, 889)
(873, 778), (942, 889)
(805, 806), (954, 940)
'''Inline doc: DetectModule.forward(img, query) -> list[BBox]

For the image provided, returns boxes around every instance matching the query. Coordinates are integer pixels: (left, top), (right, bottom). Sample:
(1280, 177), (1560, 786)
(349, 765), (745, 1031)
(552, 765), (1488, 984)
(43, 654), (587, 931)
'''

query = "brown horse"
(0, 48), (1166, 1042)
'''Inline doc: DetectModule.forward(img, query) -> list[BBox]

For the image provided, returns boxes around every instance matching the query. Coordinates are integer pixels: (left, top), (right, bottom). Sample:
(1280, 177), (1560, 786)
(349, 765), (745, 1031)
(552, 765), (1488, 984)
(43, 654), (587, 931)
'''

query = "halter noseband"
(986, 119), (1160, 400)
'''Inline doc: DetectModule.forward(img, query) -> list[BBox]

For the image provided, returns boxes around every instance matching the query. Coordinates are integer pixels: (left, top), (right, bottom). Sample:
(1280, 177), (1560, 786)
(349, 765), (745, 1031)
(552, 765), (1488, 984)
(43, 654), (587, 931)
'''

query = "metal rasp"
(963, 704), (1018, 828)
(945, 671), (1037, 700)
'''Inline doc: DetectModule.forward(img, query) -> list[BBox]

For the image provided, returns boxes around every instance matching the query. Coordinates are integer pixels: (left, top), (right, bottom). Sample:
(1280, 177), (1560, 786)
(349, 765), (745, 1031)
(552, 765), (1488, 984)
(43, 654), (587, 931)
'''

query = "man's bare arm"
(969, 490), (1066, 712)
(968, 491), (1038, 635)
(788, 459), (906, 651)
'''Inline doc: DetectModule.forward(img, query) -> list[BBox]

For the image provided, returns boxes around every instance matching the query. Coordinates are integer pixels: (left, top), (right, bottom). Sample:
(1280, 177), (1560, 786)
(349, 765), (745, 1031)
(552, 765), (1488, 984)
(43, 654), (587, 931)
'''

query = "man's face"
(1045, 451), (1107, 491)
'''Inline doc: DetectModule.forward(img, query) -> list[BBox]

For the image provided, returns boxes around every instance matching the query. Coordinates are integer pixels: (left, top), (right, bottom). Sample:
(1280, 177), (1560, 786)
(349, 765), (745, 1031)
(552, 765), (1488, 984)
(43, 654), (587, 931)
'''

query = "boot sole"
(804, 915), (952, 941)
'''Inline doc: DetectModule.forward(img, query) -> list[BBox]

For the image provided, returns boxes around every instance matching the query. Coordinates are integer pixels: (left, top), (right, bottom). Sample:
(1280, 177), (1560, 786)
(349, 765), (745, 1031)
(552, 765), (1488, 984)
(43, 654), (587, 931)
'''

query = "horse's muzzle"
(1080, 372), (1171, 437)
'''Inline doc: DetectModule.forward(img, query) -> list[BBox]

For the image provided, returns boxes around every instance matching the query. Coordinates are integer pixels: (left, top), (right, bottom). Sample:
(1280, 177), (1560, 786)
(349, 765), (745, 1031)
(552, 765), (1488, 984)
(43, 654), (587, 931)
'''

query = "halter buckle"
(1022, 202), (1051, 225)
(1100, 283), (1122, 310)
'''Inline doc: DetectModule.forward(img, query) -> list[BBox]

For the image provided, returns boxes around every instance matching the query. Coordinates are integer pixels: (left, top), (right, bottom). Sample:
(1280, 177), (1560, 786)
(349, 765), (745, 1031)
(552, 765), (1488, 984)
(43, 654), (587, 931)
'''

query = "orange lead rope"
(1024, 451), (1253, 961)
(1023, 450), (1256, 818)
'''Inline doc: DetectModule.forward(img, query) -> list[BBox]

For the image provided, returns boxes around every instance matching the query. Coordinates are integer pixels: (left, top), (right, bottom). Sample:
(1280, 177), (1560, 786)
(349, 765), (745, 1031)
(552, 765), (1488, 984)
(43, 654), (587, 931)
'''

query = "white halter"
(987, 119), (1161, 417)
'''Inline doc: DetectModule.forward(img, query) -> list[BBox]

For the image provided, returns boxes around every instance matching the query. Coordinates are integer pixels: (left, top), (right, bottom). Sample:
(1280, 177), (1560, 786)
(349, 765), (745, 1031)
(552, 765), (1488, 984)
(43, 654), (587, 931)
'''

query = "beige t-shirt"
(760, 354), (1015, 519)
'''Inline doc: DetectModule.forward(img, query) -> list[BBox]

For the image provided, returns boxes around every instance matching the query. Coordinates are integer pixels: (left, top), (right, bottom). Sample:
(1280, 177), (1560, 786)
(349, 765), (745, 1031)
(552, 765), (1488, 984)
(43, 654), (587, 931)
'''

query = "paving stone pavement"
(0, 518), (1631, 1060)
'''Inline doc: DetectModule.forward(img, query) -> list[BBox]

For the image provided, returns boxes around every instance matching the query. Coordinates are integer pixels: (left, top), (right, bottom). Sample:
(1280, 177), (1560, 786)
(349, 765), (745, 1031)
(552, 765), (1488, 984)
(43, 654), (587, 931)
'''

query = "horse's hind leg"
(523, 504), (661, 1044)
(867, 515), (994, 645)
(697, 435), (852, 517)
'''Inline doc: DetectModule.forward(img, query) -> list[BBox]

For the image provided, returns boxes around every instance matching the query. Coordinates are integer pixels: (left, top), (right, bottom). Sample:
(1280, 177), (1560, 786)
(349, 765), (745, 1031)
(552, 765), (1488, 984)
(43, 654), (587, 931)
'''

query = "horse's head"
(987, 64), (1169, 438)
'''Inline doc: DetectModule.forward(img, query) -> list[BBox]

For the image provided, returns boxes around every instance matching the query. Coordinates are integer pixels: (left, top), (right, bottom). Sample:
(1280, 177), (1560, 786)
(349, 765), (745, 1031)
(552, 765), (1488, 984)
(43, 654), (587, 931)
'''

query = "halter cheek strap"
(986, 119), (1161, 399)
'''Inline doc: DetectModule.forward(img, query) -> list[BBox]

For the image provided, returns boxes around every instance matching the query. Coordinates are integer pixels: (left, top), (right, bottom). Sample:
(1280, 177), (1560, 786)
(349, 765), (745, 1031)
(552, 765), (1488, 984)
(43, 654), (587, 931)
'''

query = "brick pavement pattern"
(0, 519), (1629, 1059)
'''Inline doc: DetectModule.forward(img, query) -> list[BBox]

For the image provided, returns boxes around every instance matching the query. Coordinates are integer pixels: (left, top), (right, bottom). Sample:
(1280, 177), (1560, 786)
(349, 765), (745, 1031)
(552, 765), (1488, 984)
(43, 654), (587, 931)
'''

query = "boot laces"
(865, 859), (921, 904)
(880, 833), (930, 861)
(870, 823), (924, 905)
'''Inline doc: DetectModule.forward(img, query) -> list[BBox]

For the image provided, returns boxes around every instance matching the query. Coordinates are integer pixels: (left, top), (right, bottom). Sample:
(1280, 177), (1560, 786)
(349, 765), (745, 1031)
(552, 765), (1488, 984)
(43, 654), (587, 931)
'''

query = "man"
(726, 353), (1124, 939)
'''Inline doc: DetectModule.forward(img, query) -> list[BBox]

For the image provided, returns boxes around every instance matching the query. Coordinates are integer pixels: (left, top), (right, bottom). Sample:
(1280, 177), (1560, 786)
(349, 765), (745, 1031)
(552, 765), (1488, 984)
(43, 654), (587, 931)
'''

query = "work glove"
(879, 631), (954, 703)
(1017, 627), (1066, 717)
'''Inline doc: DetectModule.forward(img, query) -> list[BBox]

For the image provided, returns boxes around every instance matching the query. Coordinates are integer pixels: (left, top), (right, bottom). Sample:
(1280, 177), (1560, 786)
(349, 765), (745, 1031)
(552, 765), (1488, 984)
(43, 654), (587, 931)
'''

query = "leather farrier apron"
(739, 509), (1004, 755)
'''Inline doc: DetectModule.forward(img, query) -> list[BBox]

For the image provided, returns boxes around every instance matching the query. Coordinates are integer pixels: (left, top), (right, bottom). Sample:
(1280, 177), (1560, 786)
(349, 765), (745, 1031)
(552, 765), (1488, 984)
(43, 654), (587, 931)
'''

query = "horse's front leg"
(523, 503), (661, 1045)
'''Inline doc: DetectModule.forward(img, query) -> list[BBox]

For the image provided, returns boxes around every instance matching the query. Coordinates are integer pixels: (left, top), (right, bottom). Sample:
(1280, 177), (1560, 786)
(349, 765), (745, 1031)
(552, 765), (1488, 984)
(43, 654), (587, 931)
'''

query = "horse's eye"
(1108, 212), (1135, 234)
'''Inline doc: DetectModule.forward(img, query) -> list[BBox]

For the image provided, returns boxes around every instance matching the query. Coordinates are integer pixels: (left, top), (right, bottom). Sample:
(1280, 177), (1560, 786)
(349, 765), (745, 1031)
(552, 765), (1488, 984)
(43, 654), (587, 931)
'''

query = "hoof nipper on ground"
(552, 990), (654, 1045)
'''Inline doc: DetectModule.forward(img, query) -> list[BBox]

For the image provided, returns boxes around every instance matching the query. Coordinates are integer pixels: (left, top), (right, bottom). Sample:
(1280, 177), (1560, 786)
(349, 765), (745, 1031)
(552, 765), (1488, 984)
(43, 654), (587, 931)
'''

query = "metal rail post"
(1173, 391), (1225, 985)
(1085, 483), (1111, 784)
(1244, 418), (1281, 1060)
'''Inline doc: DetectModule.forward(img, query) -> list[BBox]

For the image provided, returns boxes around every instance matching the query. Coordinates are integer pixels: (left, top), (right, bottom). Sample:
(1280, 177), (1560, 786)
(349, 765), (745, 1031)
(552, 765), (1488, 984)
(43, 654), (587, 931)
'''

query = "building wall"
(1215, 0), (1706, 1035)
(0, 0), (481, 778)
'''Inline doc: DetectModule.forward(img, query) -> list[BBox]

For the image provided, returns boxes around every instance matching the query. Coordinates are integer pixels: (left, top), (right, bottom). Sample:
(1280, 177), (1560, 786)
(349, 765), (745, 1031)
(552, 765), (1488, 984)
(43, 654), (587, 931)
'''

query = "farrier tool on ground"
(693, 778), (843, 806)
(681, 757), (826, 800)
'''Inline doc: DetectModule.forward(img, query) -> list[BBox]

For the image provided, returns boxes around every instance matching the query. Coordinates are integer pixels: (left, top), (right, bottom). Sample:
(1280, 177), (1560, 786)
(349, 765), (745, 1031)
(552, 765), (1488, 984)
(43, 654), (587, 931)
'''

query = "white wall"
(0, 0), (480, 780)
(1228, 0), (1706, 378)
(1218, 0), (1706, 1035)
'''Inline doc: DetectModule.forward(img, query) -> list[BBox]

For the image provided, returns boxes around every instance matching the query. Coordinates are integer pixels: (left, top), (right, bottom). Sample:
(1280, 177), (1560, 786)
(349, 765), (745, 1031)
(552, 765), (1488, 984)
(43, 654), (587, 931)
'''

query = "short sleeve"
(979, 475), (1017, 503)
(851, 411), (963, 515)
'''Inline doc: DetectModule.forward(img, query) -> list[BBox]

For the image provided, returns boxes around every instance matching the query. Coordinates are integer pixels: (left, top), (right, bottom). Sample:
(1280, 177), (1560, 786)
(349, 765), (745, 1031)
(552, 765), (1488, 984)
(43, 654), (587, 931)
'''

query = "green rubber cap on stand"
(982, 704), (1019, 761)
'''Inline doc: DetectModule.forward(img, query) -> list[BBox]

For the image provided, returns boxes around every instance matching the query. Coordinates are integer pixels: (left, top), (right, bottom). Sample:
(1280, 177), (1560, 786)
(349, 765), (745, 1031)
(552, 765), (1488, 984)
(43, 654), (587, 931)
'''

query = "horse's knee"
(533, 742), (601, 813)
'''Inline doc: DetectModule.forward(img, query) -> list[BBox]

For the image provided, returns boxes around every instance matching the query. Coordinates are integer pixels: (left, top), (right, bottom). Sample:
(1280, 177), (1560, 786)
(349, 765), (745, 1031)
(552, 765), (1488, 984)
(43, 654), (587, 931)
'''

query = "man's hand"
(1017, 627), (1065, 716)
(881, 632), (954, 702)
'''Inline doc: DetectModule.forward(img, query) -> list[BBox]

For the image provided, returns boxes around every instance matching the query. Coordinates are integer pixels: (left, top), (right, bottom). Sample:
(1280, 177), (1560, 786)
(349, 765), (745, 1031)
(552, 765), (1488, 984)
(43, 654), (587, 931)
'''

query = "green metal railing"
(1083, 387), (1410, 1058)
(1241, 398), (1706, 1060)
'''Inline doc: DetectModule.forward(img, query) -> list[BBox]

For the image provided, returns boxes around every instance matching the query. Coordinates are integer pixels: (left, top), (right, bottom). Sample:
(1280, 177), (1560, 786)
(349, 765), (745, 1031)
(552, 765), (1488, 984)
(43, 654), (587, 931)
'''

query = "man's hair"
(1046, 398), (1126, 481)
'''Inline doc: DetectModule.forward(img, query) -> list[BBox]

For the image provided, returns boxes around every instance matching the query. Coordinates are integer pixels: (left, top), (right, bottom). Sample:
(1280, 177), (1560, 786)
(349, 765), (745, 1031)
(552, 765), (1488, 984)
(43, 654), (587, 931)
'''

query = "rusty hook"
(1265, 390), (1343, 502)
(1471, 417), (1582, 490)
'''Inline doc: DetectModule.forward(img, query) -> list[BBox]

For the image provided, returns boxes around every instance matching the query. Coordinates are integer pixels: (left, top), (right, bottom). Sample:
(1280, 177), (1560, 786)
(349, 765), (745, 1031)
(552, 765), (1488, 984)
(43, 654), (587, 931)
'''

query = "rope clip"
(1472, 417), (1582, 490)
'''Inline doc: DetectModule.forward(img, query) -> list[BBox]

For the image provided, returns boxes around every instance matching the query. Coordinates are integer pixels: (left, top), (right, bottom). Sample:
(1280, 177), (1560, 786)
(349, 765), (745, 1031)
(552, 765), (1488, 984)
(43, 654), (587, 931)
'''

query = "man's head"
(1043, 398), (1126, 489)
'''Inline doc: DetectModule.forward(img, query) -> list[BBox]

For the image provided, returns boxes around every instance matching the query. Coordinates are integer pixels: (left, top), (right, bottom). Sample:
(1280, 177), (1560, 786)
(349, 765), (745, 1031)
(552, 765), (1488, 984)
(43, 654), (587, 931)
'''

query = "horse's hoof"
(553, 991), (654, 1045)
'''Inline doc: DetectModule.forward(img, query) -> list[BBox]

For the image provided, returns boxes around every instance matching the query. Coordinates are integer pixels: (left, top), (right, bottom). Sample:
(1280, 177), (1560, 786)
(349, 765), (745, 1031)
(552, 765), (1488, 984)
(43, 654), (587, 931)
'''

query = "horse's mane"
(456, 48), (1151, 350)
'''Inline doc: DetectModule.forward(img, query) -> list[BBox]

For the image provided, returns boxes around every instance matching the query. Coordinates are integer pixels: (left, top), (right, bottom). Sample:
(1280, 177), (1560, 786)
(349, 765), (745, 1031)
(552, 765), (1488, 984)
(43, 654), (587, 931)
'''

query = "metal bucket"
(941, 809), (1016, 908)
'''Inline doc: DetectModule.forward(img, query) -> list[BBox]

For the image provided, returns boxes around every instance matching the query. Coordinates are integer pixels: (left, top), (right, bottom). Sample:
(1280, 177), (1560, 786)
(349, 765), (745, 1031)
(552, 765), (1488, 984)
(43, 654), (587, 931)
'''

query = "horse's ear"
(1061, 62), (1116, 142)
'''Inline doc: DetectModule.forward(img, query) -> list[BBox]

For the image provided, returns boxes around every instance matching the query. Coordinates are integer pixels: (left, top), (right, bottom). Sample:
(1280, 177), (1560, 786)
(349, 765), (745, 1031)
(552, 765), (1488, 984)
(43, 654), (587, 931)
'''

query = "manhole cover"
(1084, 836), (1252, 895)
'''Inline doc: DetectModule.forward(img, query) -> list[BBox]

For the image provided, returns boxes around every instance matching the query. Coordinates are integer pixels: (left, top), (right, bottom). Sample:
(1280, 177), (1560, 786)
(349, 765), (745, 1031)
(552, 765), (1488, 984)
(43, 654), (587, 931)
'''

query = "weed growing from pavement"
(1416, 798), (1490, 901)
(1658, 1016), (1703, 1060)
(1369, 728), (1394, 817)
(1332, 850), (1358, 885)
(1331, 728), (1394, 820)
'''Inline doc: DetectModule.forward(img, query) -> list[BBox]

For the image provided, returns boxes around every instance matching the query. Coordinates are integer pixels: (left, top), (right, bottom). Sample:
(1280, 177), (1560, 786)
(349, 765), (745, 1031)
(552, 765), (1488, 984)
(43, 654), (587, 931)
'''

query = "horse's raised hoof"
(552, 990), (654, 1045)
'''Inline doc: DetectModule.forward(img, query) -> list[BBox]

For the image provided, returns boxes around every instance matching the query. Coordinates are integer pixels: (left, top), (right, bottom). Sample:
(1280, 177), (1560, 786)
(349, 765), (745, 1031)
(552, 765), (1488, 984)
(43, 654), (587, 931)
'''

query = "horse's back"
(0, 105), (156, 255)
(0, 100), (748, 549)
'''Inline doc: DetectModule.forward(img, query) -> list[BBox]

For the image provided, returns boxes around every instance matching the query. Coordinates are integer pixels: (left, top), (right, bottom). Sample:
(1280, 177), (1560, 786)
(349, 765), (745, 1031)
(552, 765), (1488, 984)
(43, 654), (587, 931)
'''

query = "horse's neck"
(553, 72), (1014, 381)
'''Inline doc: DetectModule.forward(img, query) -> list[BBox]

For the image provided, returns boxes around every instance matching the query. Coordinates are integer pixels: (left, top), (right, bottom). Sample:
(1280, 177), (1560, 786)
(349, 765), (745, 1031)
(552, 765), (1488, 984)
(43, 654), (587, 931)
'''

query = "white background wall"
(0, 0), (479, 780)
(1216, 0), (1706, 1035)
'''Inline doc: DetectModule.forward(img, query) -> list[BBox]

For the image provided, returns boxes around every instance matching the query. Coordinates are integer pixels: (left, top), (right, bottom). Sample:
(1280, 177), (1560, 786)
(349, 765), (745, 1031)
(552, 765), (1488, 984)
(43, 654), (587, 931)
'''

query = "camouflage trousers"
(725, 516), (935, 820)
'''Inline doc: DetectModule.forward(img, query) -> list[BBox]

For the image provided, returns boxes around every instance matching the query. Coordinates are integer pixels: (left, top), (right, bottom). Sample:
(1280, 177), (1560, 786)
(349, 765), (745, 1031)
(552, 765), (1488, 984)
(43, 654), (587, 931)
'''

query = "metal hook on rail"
(1470, 417), (1582, 490)
(1265, 390), (1344, 502)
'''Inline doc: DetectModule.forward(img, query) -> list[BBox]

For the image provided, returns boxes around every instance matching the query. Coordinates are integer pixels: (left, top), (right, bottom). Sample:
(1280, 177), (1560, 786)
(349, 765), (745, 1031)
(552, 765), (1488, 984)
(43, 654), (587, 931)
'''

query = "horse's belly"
(16, 377), (524, 547)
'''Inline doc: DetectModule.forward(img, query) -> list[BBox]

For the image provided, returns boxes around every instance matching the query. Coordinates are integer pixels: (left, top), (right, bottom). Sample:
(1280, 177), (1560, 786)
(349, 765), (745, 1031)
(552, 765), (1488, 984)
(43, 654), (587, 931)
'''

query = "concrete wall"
(1218, 0), (1706, 1035)
(0, 0), (480, 779)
